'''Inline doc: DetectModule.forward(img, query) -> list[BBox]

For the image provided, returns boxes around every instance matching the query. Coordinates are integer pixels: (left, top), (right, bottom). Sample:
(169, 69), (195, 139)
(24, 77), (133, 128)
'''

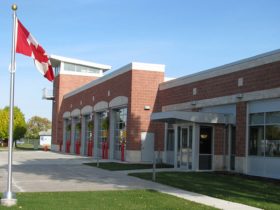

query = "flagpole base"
(1, 192), (17, 207)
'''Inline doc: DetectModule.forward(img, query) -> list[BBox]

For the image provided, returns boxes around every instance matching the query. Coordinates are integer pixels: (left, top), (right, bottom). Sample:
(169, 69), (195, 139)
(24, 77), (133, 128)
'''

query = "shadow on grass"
(15, 148), (47, 151)
(83, 162), (173, 171)
(130, 171), (280, 210)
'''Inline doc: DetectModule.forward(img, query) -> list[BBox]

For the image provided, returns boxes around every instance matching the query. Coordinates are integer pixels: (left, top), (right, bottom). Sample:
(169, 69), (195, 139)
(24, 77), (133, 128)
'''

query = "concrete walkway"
(0, 151), (261, 210)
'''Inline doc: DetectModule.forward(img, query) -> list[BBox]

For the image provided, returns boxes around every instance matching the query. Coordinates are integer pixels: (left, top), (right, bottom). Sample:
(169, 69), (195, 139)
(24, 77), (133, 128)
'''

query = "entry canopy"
(151, 111), (235, 124)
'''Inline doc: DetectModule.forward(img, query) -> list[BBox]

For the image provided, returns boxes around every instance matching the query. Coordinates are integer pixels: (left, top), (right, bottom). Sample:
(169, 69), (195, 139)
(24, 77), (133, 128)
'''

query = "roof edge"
(160, 49), (280, 90)
(50, 55), (111, 71)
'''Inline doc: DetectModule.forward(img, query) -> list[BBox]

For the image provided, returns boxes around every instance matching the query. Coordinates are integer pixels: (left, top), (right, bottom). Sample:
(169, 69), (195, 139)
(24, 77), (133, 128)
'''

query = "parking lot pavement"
(0, 151), (160, 192)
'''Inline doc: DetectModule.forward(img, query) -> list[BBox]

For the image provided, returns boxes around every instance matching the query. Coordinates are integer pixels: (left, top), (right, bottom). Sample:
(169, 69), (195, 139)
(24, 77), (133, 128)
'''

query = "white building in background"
(39, 129), (52, 147)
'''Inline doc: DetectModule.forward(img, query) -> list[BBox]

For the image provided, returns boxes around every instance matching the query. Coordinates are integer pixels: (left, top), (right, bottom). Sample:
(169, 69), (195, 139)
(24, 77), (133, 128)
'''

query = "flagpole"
(1, 4), (18, 207)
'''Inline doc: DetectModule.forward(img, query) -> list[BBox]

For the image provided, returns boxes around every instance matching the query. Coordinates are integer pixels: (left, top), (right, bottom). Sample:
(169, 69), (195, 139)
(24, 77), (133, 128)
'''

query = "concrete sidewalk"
(0, 151), (261, 210)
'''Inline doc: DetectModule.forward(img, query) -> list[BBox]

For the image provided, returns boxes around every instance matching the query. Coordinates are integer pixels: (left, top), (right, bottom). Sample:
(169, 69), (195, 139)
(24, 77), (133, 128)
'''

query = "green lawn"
(4, 143), (46, 151)
(0, 140), (42, 151)
(84, 162), (173, 171)
(0, 190), (217, 210)
(130, 172), (280, 210)
(15, 143), (36, 150)
(0, 144), (36, 151)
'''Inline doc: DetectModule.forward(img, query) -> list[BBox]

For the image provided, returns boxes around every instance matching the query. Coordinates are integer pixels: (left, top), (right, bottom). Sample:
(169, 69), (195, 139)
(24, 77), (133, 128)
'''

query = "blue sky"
(0, 0), (279, 121)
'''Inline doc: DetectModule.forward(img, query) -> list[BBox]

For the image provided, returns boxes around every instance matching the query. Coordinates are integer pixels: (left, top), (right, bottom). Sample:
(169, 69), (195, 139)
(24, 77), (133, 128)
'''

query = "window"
(85, 115), (93, 141)
(114, 108), (127, 151)
(65, 119), (71, 140)
(166, 129), (174, 151)
(249, 111), (280, 157)
(249, 126), (264, 156)
(54, 66), (60, 76)
(250, 113), (264, 125)
(74, 118), (81, 141)
(64, 62), (100, 74)
(199, 126), (212, 154)
(98, 111), (109, 148)
(189, 126), (193, 148)
(266, 112), (280, 157)
(64, 63), (75, 71)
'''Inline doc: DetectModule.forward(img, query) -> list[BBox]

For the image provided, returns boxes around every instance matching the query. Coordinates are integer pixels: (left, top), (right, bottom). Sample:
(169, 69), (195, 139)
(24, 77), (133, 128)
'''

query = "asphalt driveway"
(0, 151), (158, 192)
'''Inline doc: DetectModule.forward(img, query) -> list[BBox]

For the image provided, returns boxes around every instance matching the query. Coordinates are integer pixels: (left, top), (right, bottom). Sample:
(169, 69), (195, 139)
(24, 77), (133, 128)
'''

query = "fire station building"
(50, 49), (280, 179)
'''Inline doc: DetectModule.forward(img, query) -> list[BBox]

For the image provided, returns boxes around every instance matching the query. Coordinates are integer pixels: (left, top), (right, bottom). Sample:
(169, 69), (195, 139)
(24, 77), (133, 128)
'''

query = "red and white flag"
(16, 19), (54, 81)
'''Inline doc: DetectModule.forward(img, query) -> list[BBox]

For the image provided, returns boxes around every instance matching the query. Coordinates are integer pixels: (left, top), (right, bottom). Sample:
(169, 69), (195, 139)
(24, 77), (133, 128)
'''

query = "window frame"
(249, 111), (280, 157)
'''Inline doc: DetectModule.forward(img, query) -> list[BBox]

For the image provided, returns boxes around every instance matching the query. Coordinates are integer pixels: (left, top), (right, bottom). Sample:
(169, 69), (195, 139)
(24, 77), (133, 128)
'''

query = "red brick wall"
(58, 69), (164, 151)
(153, 123), (165, 151)
(159, 61), (280, 107)
(236, 102), (247, 156)
(214, 125), (227, 155)
(61, 72), (132, 110)
(52, 74), (98, 144)
(58, 71), (133, 148)
(129, 70), (164, 150)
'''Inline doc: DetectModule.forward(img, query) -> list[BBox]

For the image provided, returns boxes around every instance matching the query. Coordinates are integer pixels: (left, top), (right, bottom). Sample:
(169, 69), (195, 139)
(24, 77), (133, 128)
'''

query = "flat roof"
(160, 49), (280, 90)
(50, 55), (111, 72)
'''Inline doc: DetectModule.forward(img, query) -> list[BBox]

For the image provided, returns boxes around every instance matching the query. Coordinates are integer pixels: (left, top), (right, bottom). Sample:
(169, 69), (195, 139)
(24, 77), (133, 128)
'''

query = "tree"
(25, 116), (51, 139)
(12, 107), (27, 141)
(0, 106), (27, 142)
(0, 109), (9, 140)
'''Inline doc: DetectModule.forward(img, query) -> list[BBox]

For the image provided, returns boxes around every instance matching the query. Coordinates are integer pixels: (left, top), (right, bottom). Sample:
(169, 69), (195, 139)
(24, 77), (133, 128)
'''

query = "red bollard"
(102, 142), (105, 159)
(121, 143), (125, 161)
(92, 141), (94, 156)
(87, 140), (93, 156)
(106, 142), (109, 159)
(75, 140), (80, 155)
(87, 141), (90, 156)
(104, 142), (109, 159)
(66, 140), (71, 153)
(44, 145), (48, 152)
(91, 141), (93, 156)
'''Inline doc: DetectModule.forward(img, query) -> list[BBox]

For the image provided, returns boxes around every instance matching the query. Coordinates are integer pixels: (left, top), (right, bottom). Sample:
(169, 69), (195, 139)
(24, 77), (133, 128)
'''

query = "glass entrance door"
(199, 126), (212, 170)
(178, 127), (192, 169)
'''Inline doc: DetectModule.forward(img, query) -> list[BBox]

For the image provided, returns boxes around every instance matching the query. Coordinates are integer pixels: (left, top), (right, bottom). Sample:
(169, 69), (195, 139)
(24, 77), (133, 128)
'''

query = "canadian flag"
(16, 19), (54, 81)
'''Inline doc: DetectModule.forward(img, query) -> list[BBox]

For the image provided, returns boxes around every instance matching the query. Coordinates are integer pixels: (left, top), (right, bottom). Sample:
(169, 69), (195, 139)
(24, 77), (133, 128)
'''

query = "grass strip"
(130, 172), (280, 210)
(0, 190), (217, 210)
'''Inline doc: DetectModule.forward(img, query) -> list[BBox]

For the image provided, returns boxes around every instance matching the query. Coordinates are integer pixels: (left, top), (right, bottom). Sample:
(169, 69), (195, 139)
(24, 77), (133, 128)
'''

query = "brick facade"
(51, 51), (280, 177)
(58, 71), (133, 150)
(159, 61), (280, 107)
(57, 69), (164, 152)
(236, 102), (247, 156)
(214, 125), (226, 155)
(158, 61), (280, 160)
(129, 70), (164, 150)
(52, 74), (98, 145)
